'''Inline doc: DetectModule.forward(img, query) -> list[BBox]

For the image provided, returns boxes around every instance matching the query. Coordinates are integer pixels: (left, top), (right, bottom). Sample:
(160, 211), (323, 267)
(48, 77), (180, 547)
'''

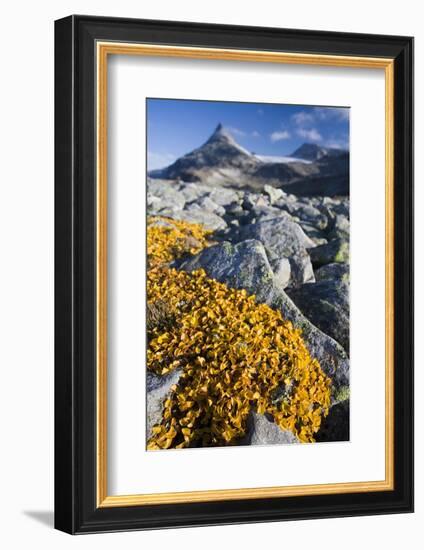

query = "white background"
(0, 1), (421, 548)
(108, 56), (386, 495)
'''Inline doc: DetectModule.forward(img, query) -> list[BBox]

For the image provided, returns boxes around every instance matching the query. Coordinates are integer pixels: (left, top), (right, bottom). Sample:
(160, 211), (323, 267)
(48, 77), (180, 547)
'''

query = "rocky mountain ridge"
(149, 124), (349, 196)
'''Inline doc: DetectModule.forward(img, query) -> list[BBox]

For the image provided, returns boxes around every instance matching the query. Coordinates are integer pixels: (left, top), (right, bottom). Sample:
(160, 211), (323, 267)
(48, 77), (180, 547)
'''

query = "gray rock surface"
(327, 214), (350, 240)
(310, 238), (349, 267)
(315, 262), (350, 283)
(188, 196), (226, 216)
(329, 200), (350, 218)
(242, 193), (266, 211)
(263, 184), (285, 205)
(147, 178), (185, 215)
(178, 181), (210, 203)
(297, 223), (328, 246)
(146, 368), (182, 441)
(172, 209), (227, 231)
(208, 187), (240, 207)
(180, 239), (279, 295)
(293, 204), (328, 231)
(248, 205), (292, 224)
(274, 257), (291, 289)
(287, 279), (350, 352)
(237, 217), (316, 287)
(224, 203), (245, 218)
(243, 412), (298, 445)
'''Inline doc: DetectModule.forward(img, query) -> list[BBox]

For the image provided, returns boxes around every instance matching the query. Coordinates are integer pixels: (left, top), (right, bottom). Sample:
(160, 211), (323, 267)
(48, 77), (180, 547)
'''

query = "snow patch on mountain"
(255, 154), (312, 165)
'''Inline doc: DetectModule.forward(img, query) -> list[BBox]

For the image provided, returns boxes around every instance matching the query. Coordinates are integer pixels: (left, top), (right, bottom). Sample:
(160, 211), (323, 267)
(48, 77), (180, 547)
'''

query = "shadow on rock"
(316, 399), (350, 442)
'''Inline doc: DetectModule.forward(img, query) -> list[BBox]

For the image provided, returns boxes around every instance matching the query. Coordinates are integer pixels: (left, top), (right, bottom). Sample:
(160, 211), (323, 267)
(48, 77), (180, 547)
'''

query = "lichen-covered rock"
(237, 217), (316, 287)
(179, 240), (349, 396)
(146, 368), (183, 441)
(327, 214), (350, 240)
(287, 279), (350, 353)
(179, 239), (281, 293)
(315, 262), (350, 283)
(240, 215), (316, 249)
(310, 238), (349, 267)
(243, 411), (298, 445)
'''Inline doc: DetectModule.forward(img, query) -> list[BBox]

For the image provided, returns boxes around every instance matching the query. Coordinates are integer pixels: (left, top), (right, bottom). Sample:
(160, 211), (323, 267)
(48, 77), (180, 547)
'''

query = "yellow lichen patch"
(147, 216), (211, 268)
(146, 217), (332, 449)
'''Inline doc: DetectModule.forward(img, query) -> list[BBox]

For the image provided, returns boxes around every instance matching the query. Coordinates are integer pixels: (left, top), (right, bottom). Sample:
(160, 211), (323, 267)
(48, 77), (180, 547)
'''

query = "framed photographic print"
(54, 15), (414, 534)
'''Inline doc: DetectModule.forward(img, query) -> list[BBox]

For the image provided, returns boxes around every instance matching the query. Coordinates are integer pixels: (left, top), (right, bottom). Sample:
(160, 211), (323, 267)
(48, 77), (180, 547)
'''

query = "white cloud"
(296, 128), (323, 142)
(291, 111), (315, 125)
(291, 107), (349, 127)
(333, 108), (350, 121)
(227, 126), (260, 139)
(314, 107), (349, 121)
(270, 130), (291, 142)
(147, 151), (177, 170)
(227, 126), (246, 137)
(324, 138), (349, 150)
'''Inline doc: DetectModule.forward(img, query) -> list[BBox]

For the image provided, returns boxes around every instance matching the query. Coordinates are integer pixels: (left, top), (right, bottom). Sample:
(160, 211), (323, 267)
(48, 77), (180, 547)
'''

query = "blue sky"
(147, 98), (349, 170)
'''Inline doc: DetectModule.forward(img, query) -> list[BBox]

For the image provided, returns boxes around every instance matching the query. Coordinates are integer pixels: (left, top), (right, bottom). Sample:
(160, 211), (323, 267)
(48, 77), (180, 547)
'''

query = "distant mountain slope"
(292, 143), (347, 162)
(149, 124), (349, 196)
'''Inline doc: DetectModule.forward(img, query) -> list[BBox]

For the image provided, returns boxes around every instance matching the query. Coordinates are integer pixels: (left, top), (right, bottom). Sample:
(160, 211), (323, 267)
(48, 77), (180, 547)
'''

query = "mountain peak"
(291, 143), (324, 160)
(203, 124), (251, 156)
(148, 123), (256, 181)
(291, 143), (346, 161)
(206, 122), (233, 143)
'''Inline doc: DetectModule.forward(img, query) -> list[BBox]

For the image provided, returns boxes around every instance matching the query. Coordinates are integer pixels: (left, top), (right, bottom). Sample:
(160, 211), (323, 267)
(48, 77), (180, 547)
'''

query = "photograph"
(146, 98), (350, 450)
(52, 12), (413, 535)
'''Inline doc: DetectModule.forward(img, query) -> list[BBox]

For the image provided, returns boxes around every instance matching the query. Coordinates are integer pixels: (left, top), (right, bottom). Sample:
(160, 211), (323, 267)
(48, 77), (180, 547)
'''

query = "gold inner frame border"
(96, 42), (394, 508)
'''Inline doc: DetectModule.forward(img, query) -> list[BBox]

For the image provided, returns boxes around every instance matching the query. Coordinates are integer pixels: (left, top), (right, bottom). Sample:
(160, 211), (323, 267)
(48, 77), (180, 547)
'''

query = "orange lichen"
(146, 217), (331, 449)
(147, 216), (211, 268)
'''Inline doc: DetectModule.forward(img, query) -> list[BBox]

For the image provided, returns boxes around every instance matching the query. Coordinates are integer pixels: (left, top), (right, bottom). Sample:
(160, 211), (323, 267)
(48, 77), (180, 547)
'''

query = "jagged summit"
(205, 123), (232, 144)
(292, 143), (347, 162)
(211, 122), (224, 135)
(203, 123), (251, 154)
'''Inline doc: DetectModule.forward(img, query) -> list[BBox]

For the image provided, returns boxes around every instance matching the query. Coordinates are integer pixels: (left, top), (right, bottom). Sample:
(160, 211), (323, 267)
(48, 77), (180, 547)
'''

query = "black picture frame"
(55, 14), (414, 534)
